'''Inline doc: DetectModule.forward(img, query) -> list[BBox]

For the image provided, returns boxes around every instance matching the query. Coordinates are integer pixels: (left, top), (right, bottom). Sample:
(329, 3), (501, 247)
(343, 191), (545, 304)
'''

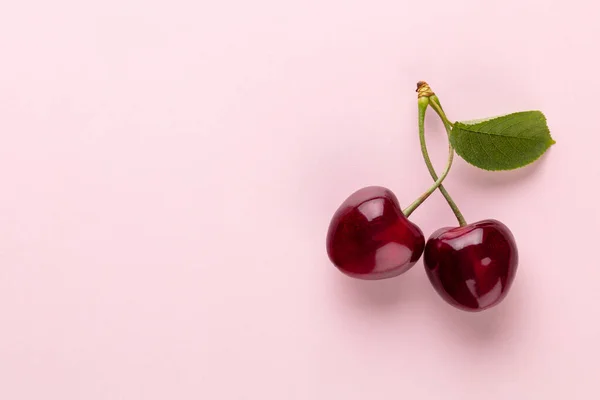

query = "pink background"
(0, 1), (599, 398)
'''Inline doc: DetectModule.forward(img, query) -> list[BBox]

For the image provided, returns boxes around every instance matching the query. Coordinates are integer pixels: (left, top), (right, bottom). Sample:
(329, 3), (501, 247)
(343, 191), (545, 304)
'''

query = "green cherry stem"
(414, 83), (467, 226)
(428, 96), (453, 129)
(402, 96), (454, 218)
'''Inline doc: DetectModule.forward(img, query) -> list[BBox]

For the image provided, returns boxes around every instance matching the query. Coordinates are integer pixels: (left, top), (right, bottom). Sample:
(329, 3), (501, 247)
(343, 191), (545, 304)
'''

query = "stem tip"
(416, 81), (435, 98)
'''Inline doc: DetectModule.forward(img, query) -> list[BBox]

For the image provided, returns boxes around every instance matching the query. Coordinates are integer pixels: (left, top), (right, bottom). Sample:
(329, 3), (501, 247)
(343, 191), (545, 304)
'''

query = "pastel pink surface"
(0, 1), (598, 399)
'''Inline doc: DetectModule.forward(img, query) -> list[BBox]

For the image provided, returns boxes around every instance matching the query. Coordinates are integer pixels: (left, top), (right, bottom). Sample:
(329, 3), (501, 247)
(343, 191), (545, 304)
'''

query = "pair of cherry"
(325, 84), (518, 312)
(326, 187), (517, 311)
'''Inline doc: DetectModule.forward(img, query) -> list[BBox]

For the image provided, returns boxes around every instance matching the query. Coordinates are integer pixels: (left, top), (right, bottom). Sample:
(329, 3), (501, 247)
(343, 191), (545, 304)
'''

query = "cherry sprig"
(326, 81), (552, 312)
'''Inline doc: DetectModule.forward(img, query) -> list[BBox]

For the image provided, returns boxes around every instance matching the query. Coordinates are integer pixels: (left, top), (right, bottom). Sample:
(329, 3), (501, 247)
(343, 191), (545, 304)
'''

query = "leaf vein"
(489, 134), (510, 162)
(457, 122), (544, 141)
(476, 129), (493, 163)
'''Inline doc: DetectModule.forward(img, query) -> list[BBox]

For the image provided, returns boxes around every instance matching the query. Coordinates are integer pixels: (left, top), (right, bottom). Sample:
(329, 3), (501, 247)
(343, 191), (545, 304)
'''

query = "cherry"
(423, 219), (518, 311)
(326, 186), (425, 280)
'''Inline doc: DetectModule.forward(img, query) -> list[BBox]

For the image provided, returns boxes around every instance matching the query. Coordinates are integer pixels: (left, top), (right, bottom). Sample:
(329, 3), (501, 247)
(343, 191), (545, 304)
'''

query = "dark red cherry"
(424, 219), (518, 311)
(326, 186), (425, 280)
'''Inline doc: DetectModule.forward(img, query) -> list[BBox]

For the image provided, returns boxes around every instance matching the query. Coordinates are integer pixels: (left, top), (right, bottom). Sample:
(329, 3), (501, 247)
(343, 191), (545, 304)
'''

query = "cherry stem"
(402, 98), (454, 218)
(417, 89), (467, 226)
(429, 97), (453, 129)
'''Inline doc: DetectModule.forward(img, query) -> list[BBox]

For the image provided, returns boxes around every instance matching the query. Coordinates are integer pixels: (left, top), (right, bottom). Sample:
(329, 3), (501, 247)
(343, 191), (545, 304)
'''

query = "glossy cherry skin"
(326, 186), (425, 280)
(424, 219), (518, 311)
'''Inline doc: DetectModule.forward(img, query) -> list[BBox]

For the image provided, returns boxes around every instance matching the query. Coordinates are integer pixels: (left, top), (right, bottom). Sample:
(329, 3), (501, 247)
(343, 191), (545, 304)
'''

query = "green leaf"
(449, 111), (555, 171)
